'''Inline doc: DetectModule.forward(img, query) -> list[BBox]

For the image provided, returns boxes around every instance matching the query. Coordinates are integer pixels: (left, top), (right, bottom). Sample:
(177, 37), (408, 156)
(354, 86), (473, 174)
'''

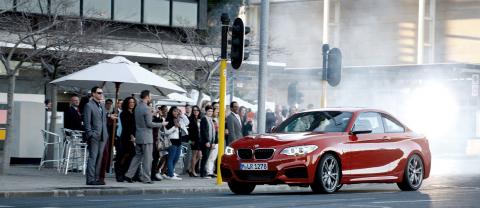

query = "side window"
(285, 114), (312, 132)
(382, 115), (405, 133)
(353, 112), (385, 133)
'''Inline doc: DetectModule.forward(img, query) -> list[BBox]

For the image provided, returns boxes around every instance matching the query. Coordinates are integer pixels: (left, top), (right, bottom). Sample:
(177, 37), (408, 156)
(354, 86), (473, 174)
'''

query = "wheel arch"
(402, 150), (428, 179)
(316, 150), (343, 179)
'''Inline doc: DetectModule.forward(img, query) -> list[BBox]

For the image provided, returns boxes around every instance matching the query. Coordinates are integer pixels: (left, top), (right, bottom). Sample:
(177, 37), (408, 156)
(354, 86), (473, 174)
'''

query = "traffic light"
(230, 18), (250, 69)
(327, 48), (342, 87)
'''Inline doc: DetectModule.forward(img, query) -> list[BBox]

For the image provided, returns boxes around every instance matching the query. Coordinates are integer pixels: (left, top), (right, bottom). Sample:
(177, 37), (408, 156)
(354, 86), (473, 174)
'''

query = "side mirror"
(350, 129), (372, 135)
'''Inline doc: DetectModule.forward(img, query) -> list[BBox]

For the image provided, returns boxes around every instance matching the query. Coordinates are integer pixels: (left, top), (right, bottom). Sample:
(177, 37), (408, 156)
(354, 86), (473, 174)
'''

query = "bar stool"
(39, 130), (62, 171)
(62, 128), (88, 175)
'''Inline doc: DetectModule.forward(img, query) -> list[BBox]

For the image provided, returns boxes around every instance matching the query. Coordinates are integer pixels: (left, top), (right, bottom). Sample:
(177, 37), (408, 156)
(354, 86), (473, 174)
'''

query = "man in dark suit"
(226, 101), (243, 146)
(83, 86), (108, 185)
(124, 90), (163, 184)
(64, 95), (83, 131)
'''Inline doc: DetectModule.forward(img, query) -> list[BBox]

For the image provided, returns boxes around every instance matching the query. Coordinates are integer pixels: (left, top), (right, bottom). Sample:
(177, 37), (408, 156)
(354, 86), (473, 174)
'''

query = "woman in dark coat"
(116, 97), (136, 182)
(187, 105), (202, 177)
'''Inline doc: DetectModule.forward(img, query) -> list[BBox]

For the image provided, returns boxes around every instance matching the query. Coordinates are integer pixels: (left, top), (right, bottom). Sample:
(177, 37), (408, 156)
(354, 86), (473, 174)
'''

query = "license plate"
(240, 163), (268, 170)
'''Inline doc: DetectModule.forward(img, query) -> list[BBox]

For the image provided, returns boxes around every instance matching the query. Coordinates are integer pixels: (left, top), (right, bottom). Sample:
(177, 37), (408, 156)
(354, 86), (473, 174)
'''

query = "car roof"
(301, 107), (388, 114)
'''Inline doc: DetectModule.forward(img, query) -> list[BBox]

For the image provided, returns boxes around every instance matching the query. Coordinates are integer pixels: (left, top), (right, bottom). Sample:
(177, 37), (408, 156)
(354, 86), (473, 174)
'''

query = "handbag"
(156, 130), (172, 151)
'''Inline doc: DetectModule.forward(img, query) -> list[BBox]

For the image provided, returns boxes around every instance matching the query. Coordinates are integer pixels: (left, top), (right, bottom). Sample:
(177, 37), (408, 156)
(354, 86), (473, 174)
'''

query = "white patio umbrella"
(154, 93), (195, 106)
(161, 93), (194, 104)
(216, 94), (256, 110)
(51, 56), (185, 96)
(51, 56), (186, 167)
(189, 89), (211, 104)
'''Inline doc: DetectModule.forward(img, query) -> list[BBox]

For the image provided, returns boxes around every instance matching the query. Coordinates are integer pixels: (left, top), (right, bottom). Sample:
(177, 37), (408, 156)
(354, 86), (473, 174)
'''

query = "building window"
(16, 0), (49, 14)
(114, 0), (141, 23)
(51, 0), (80, 16)
(172, 0), (197, 28)
(0, 0), (13, 10)
(144, 0), (170, 26)
(0, 62), (6, 75)
(83, 0), (111, 19)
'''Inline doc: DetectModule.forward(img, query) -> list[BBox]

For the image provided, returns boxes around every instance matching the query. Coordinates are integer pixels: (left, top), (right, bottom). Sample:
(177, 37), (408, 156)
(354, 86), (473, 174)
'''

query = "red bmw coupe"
(221, 108), (431, 194)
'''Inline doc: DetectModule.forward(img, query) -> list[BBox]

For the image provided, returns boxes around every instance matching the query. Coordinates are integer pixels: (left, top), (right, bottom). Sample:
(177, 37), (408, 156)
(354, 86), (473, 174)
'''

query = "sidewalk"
(2, 156), (479, 198)
(0, 166), (306, 198)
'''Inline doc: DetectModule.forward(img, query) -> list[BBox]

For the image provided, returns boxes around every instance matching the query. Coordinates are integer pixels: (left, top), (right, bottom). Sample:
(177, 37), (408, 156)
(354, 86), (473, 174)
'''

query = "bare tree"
(141, 25), (222, 105)
(39, 18), (113, 146)
(0, 1), (111, 174)
(0, 8), (66, 174)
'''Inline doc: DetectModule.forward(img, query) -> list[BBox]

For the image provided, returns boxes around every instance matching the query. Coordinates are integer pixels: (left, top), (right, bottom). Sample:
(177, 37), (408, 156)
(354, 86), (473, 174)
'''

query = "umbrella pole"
(110, 82), (121, 173)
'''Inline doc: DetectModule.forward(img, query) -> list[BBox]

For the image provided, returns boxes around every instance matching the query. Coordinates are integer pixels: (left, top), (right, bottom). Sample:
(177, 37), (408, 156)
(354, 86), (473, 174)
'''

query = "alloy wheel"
(321, 155), (339, 192)
(407, 155), (423, 188)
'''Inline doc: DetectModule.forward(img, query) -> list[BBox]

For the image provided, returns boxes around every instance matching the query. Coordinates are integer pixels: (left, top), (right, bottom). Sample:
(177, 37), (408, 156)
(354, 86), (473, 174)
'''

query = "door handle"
(383, 136), (391, 140)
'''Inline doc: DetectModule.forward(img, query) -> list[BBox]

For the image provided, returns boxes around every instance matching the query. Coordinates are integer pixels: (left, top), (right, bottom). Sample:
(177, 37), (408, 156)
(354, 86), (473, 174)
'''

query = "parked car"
(221, 108), (431, 194)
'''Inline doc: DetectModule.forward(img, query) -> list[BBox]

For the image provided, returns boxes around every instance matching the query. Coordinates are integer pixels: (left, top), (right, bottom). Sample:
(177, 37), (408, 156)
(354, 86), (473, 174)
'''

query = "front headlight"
(281, 145), (318, 156)
(225, 146), (235, 156)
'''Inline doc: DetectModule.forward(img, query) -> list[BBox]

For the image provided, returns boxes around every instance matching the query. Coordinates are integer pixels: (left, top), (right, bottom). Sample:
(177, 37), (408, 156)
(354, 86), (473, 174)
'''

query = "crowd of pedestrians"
(63, 86), (266, 185)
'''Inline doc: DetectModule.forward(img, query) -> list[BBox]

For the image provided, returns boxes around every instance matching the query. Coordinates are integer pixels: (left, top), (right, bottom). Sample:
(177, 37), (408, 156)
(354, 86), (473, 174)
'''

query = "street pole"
(321, 0), (330, 108)
(217, 13), (229, 185)
(417, 0), (425, 64)
(257, 0), (269, 134)
(321, 44), (329, 108)
(230, 70), (234, 104)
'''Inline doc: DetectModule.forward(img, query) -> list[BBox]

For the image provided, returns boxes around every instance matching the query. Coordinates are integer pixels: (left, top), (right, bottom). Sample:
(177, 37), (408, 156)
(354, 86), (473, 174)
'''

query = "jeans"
(167, 144), (181, 177)
(206, 144), (218, 175)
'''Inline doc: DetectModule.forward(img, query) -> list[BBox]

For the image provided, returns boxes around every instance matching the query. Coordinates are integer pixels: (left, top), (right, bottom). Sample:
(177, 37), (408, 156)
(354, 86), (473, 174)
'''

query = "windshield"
(275, 111), (353, 133)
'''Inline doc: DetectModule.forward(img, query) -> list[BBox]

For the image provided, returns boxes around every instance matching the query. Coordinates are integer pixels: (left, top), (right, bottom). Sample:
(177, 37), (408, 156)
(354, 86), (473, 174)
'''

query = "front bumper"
(221, 154), (318, 185)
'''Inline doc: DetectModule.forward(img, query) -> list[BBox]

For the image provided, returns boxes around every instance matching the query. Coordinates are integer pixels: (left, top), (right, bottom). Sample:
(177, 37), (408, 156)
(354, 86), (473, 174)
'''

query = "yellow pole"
(217, 59), (227, 185)
(217, 13), (230, 185)
(321, 80), (327, 108)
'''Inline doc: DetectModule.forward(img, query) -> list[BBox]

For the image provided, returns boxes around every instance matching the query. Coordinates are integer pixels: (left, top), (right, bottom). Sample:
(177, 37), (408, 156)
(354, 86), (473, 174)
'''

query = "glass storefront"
(0, 0), (199, 28)
(51, 0), (80, 16)
(144, 0), (170, 26)
(83, 0), (111, 20)
(114, 0), (141, 23)
(0, 0), (12, 10)
(16, 0), (49, 14)
(172, 1), (197, 27)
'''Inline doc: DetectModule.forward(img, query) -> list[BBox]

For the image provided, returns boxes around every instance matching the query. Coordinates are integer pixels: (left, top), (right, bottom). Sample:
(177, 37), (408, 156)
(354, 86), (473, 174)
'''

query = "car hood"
(231, 132), (344, 148)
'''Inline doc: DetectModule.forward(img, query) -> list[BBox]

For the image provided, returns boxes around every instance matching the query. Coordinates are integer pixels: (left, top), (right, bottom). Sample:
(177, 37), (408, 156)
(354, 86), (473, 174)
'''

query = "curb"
(0, 185), (310, 198)
(0, 187), (231, 198)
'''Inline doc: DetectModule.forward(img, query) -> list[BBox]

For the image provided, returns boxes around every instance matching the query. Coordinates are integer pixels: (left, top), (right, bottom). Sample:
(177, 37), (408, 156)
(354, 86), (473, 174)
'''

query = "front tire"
(228, 181), (256, 195)
(397, 154), (424, 191)
(311, 153), (341, 194)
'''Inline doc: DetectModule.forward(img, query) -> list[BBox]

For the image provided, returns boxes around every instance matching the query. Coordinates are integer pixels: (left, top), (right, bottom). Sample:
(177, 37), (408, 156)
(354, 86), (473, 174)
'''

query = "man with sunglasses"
(83, 86), (109, 185)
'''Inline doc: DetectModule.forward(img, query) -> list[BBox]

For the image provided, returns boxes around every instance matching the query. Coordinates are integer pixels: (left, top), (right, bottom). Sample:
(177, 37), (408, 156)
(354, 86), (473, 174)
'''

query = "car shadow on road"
(228, 189), (404, 196)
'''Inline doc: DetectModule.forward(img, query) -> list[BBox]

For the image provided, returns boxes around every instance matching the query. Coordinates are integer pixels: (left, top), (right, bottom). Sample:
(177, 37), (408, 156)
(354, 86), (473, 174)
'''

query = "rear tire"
(397, 154), (424, 191)
(311, 153), (341, 194)
(228, 181), (256, 195)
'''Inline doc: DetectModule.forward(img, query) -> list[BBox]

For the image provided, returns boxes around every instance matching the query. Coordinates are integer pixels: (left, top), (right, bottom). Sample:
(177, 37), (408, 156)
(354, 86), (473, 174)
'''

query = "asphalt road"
(1, 174), (479, 208)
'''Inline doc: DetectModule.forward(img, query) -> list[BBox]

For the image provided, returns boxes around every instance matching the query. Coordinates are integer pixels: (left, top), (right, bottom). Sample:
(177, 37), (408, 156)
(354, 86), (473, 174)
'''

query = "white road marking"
(343, 191), (399, 195)
(87, 200), (112, 202)
(349, 205), (391, 208)
(143, 198), (185, 200)
(372, 199), (449, 204)
(310, 198), (377, 203)
(431, 185), (480, 190)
